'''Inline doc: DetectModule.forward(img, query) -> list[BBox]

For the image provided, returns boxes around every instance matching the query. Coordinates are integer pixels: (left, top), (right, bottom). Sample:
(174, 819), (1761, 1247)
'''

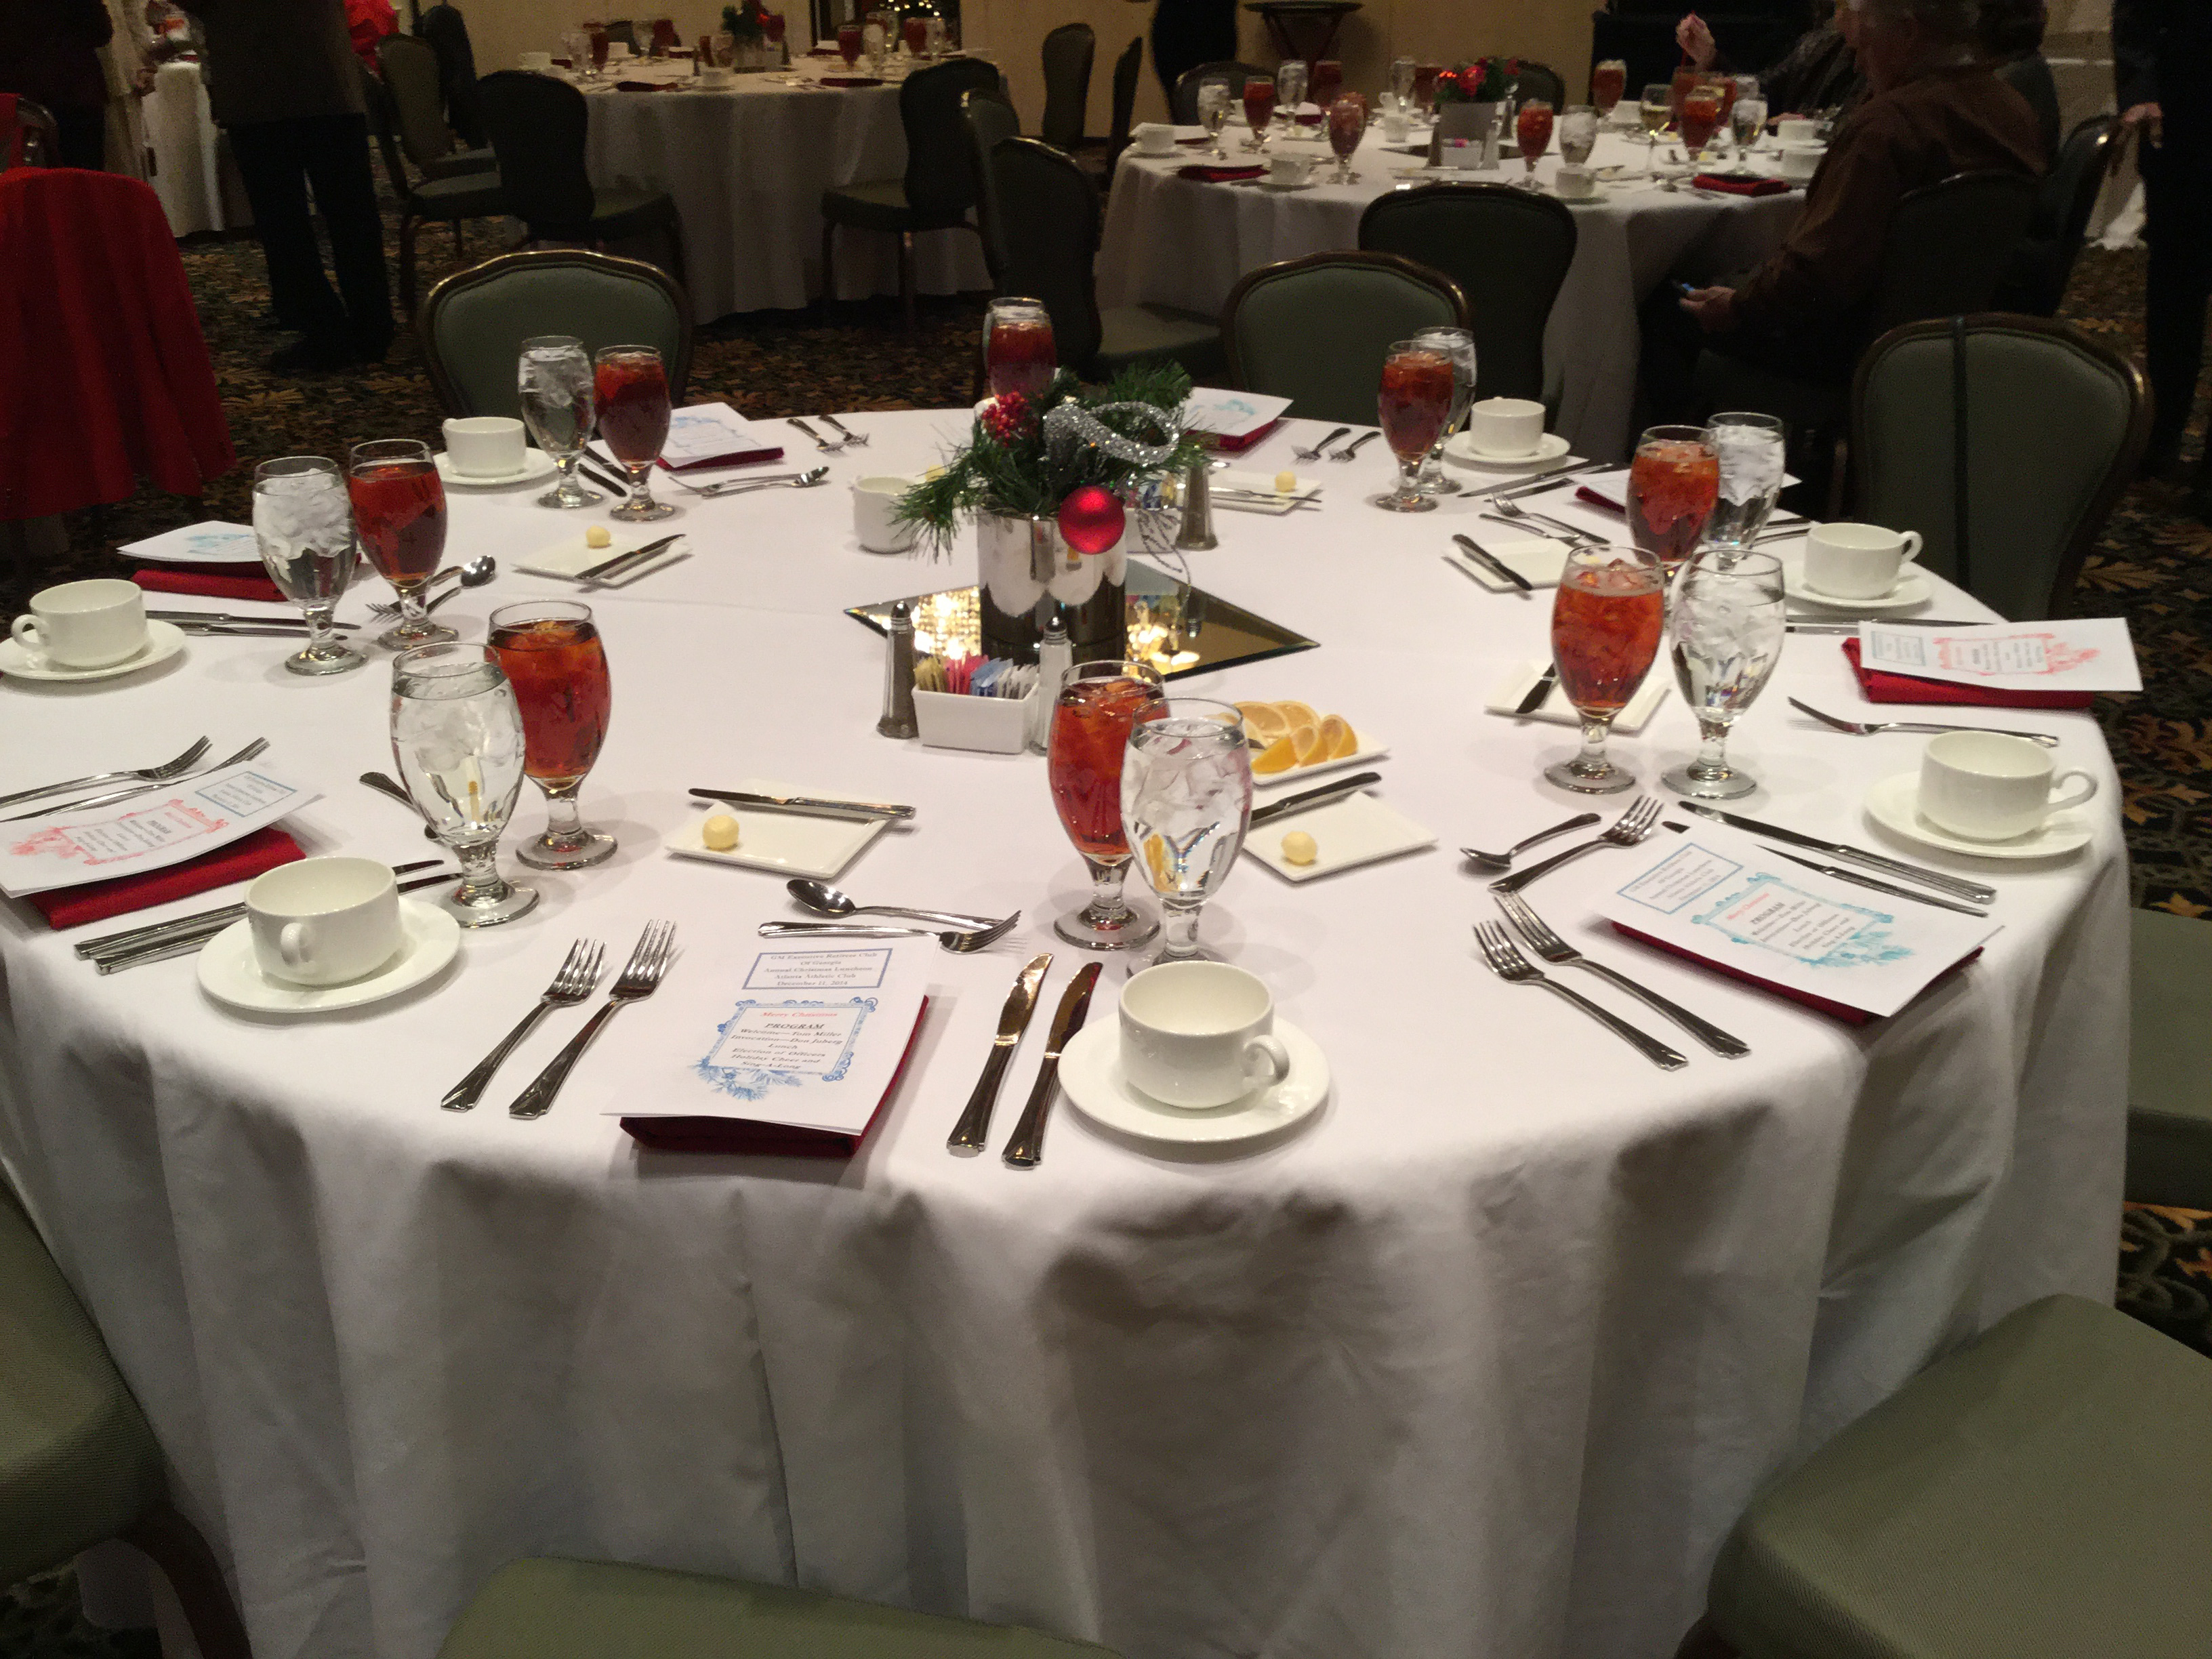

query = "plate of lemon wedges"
(1235, 699), (1389, 784)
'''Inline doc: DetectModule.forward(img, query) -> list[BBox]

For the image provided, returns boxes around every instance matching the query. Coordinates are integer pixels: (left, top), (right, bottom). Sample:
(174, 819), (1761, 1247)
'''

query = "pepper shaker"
(877, 599), (918, 739)
(1174, 458), (1218, 551)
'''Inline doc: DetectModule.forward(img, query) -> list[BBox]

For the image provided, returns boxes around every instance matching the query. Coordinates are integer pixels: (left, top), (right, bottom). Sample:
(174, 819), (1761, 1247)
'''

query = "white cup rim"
(1122, 960), (1273, 1034)
(1925, 729), (2051, 781)
(31, 577), (142, 615)
(247, 856), (397, 920)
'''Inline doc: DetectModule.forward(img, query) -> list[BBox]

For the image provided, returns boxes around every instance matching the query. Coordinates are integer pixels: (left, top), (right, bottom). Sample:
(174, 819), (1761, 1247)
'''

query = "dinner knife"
(947, 952), (1051, 1155)
(1002, 962), (1101, 1169)
(575, 533), (683, 583)
(1452, 533), (1533, 592)
(1486, 459), (1611, 501)
(1786, 619), (1978, 634)
(1516, 665), (1559, 715)
(147, 610), (359, 631)
(87, 867), (460, 972)
(1675, 802), (1999, 903)
(690, 787), (916, 821)
(1249, 770), (1383, 826)
(1662, 824), (1988, 916)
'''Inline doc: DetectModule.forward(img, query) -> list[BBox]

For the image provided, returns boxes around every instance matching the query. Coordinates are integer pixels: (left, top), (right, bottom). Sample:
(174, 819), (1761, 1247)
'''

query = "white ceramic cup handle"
(279, 922), (314, 972)
(1243, 1034), (1290, 1090)
(11, 615), (44, 651)
(1897, 531), (1925, 566)
(2047, 770), (2097, 812)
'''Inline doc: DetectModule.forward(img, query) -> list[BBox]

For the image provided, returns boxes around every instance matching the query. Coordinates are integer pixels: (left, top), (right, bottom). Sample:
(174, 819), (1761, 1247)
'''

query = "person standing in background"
(2114, 0), (2212, 508)
(0, 0), (114, 169)
(1145, 0), (1237, 106)
(97, 0), (158, 180)
(176, 0), (392, 373)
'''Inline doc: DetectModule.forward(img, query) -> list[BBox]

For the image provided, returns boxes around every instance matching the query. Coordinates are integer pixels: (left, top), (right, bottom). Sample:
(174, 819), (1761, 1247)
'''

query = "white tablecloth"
(0, 411), (2125, 1659)
(579, 58), (991, 320)
(1098, 128), (1804, 463)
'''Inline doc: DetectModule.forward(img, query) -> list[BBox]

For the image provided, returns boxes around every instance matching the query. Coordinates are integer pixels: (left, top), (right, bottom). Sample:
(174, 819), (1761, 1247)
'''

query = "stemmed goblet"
(390, 642), (539, 926)
(519, 335), (602, 510)
(1372, 337), (1456, 512)
(1547, 543), (1666, 794)
(1326, 91), (1367, 183)
(1197, 81), (1232, 159)
(1274, 58), (1307, 138)
(1558, 102), (1599, 165)
(348, 438), (455, 650)
(1732, 91), (1768, 154)
(592, 344), (676, 521)
(1241, 77), (1276, 151)
(1626, 424), (1721, 575)
(488, 600), (617, 869)
(1048, 659), (1167, 949)
(1412, 325), (1477, 497)
(1637, 82), (1671, 176)
(1515, 97), (1553, 186)
(252, 456), (363, 676)
(1591, 58), (1627, 119)
(1122, 698), (1253, 962)
(1703, 411), (1786, 560)
(1664, 550), (1785, 799)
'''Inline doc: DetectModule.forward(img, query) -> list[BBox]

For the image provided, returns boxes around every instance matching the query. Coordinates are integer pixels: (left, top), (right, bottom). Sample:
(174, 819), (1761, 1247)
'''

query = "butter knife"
(575, 532), (682, 583)
(690, 787), (916, 822)
(1452, 533), (1533, 592)
(1675, 801), (1998, 903)
(1002, 962), (1101, 1168)
(1516, 665), (1558, 715)
(1249, 770), (1382, 826)
(947, 952), (1051, 1155)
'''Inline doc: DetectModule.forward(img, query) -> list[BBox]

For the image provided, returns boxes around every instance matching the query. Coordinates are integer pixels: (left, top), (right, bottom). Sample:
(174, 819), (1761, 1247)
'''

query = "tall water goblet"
(924, 15), (945, 55)
(1275, 58), (1307, 133)
(390, 642), (539, 926)
(1412, 325), (1476, 497)
(1048, 659), (1167, 949)
(1547, 544), (1666, 794)
(1732, 94), (1767, 152)
(252, 457), (363, 676)
(1626, 424), (1720, 575)
(519, 335), (602, 510)
(1241, 78), (1276, 150)
(489, 600), (617, 869)
(1326, 91), (1367, 182)
(1372, 338), (1455, 512)
(1391, 56), (1417, 111)
(983, 298), (1055, 401)
(1638, 83), (1671, 174)
(1664, 550), (1785, 799)
(1515, 98), (1553, 186)
(561, 28), (593, 76)
(348, 438), (455, 650)
(592, 344), (675, 521)
(1122, 698), (1253, 962)
(1198, 81), (1232, 158)
(1558, 102), (1598, 165)
(1704, 411), (1786, 558)
(1591, 58), (1626, 119)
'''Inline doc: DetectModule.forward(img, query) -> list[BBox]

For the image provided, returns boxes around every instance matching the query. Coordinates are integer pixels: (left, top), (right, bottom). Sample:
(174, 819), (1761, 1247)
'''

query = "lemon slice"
(1236, 701), (1288, 741)
(1252, 736), (1300, 775)
(1319, 714), (1358, 758)
(1290, 722), (1327, 766)
(1273, 699), (1319, 728)
(1143, 832), (1172, 888)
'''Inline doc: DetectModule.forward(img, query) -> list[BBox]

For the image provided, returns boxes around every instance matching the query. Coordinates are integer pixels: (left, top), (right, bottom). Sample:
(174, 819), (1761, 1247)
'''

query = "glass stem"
(1690, 716), (1731, 779)
(627, 462), (653, 510)
(1084, 855), (1132, 922)
(453, 839), (506, 904)
(304, 602), (337, 655)
(1576, 716), (1613, 773)
(1399, 457), (1423, 502)
(540, 782), (584, 846)
(1159, 899), (1204, 958)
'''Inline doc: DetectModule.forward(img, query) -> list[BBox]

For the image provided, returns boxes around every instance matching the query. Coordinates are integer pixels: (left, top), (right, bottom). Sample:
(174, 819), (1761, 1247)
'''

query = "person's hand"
(1680, 285), (1737, 333)
(134, 64), (158, 94)
(2117, 100), (2163, 163)
(1675, 14), (1717, 70)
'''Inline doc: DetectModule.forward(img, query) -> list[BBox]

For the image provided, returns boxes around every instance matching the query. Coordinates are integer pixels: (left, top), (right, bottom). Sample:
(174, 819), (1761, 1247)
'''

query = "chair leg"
(899, 230), (916, 333)
(398, 213), (419, 316)
(121, 1504), (251, 1659)
(820, 218), (836, 318)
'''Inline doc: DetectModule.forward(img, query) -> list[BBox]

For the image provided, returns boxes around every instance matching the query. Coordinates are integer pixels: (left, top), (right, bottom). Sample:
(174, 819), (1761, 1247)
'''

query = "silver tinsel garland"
(1039, 398), (1185, 470)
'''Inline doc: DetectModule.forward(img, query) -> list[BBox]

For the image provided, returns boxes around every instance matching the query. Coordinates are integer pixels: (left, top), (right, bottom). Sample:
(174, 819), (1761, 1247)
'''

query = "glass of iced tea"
(836, 20), (861, 66)
(1627, 424), (1721, 573)
(902, 14), (926, 56)
(1242, 78), (1276, 150)
(1048, 659), (1167, 949)
(1310, 58), (1344, 110)
(983, 298), (1056, 401)
(1372, 339), (1456, 512)
(1515, 98), (1553, 184)
(487, 600), (617, 869)
(1411, 63), (1440, 117)
(592, 344), (675, 522)
(1547, 544), (1666, 794)
(1591, 58), (1626, 117)
(1326, 91), (1367, 182)
(1679, 83), (1724, 157)
(348, 438), (455, 651)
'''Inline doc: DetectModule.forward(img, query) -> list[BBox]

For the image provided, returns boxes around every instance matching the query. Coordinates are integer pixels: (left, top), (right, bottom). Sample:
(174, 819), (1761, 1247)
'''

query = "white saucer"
(1864, 771), (2091, 861)
(1258, 178), (1317, 191)
(434, 450), (559, 488)
(197, 899), (461, 1013)
(1443, 431), (1574, 472)
(1786, 565), (1933, 613)
(0, 621), (187, 683)
(1059, 1017), (1329, 1148)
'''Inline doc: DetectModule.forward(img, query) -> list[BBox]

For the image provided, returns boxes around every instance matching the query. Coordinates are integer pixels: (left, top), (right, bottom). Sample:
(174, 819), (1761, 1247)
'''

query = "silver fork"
(1461, 811), (1599, 871)
(12, 738), (270, 819)
(1493, 892), (1749, 1057)
(664, 469), (806, 496)
(756, 918), (1019, 953)
(1786, 697), (2061, 748)
(1293, 426), (1350, 462)
(1473, 923), (1687, 1068)
(820, 414), (869, 447)
(787, 417), (844, 451)
(1330, 432), (1382, 462)
(0, 736), (209, 811)
(1490, 795), (1661, 893)
(510, 921), (676, 1119)
(441, 939), (606, 1111)
(1484, 496), (1602, 543)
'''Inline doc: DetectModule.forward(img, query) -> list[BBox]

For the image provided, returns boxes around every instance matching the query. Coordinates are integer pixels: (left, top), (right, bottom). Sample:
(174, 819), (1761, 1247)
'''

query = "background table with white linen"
(0, 413), (2124, 1659)
(578, 57), (992, 319)
(141, 60), (249, 237)
(1097, 127), (1805, 463)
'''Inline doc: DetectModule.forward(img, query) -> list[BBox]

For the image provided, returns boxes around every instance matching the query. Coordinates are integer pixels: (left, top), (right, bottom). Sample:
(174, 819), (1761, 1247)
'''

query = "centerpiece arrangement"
(716, 1), (783, 69)
(897, 364), (1208, 657)
(1430, 56), (1520, 165)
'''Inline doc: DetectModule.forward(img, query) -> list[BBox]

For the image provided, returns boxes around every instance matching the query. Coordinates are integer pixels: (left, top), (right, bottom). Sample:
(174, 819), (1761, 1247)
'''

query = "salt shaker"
(1029, 606), (1070, 753)
(1174, 458), (1217, 551)
(877, 600), (918, 739)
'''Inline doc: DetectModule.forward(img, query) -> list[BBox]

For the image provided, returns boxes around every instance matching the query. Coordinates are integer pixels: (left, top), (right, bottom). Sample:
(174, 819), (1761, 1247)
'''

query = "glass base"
(436, 878), (541, 928)
(1370, 489), (1437, 513)
(1054, 903), (1159, 951)
(1421, 472), (1463, 495)
(1544, 756), (1639, 794)
(378, 617), (459, 651)
(609, 497), (678, 523)
(516, 828), (617, 869)
(283, 640), (367, 676)
(1663, 762), (1759, 799)
(537, 483), (605, 509)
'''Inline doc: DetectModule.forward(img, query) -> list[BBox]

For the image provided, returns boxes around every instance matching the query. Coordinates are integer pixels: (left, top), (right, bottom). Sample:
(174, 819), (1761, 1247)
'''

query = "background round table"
(0, 410), (2125, 1659)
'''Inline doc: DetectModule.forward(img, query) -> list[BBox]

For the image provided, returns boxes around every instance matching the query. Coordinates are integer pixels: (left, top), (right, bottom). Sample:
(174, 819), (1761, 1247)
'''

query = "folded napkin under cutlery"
(1178, 163), (1267, 182)
(1690, 171), (1791, 196)
(1841, 638), (2095, 710)
(134, 568), (286, 605)
(24, 827), (304, 930)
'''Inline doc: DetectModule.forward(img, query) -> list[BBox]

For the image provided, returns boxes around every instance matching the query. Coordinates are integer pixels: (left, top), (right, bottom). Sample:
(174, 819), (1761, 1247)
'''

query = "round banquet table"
(1097, 125), (1805, 462)
(577, 57), (993, 321)
(0, 411), (2125, 1659)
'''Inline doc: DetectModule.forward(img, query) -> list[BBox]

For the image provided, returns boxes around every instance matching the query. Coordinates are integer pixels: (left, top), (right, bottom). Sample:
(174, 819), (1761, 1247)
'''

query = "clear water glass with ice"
(1665, 550), (1785, 799)
(253, 456), (364, 677)
(390, 643), (539, 926)
(1120, 698), (1254, 962)
(1704, 411), (1786, 555)
(1414, 325), (1478, 496)
(519, 335), (602, 510)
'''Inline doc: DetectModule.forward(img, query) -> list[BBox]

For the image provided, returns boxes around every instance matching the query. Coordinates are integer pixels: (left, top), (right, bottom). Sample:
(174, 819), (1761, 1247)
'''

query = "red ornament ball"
(1057, 485), (1125, 554)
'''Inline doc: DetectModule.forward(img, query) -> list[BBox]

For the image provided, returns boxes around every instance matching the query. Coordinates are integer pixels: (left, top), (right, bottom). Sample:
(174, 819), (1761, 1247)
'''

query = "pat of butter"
(701, 814), (740, 851)
(1282, 830), (1318, 865)
(585, 525), (613, 549)
(1274, 470), (1298, 495)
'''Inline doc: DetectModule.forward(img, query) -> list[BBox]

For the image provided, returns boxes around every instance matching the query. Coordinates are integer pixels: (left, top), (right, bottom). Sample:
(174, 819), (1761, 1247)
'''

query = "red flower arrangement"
(1435, 58), (1519, 103)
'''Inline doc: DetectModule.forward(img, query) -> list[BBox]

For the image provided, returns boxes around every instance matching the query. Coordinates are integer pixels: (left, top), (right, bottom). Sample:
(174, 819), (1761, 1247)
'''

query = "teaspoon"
(787, 877), (1010, 931)
(1462, 811), (1600, 872)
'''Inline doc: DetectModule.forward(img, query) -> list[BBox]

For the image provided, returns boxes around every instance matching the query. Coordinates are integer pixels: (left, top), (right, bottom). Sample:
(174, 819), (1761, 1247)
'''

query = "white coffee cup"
(1380, 111), (1410, 143)
(518, 50), (554, 70)
(853, 476), (919, 554)
(11, 579), (148, 669)
(1466, 397), (1547, 458)
(1133, 121), (1175, 156)
(1554, 162), (1595, 200)
(605, 39), (631, 60)
(1918, 731), (2098, 842)
(1776, 117), (1821, 145)
(441, 416), (527, 478)
(1119, 961), (1291, 1109)
(246, 857), (403, 987)
(1777, 143), (1822, 182)
(1804, 521), (1923, 599)
(1268, 150), (1315, 186)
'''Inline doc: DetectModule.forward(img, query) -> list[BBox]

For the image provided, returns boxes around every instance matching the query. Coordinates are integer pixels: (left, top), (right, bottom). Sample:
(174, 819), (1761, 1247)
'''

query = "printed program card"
(1858, 619), (2141, 693)
(1181, 389), (1292, 444)
(0, 764), (319, 897)
(649, 403), (780, 470)
(118, 521), (262, 565)
(1590, 821), (2001, 1018)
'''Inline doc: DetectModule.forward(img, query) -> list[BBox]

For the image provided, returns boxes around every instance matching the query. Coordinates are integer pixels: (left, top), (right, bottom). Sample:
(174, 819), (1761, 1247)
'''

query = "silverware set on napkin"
(944, 954), (1100, 1168)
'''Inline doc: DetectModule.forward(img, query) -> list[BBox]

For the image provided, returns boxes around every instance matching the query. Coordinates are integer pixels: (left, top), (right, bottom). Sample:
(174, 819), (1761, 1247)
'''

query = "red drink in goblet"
(985, 300), (1055, 401)
(1627, 424), (1720, 570)
(1048, 661), (1167, 949)
(1516, 98), (1553, 178)
(1679, 85), (1723, 153)
(1668, 64), (1700, 123)
(1374, 340), (1454, 512)
(489, 600), (619, 869)
(1591, 59), (1626, 115)
(1326, 91), (1367, 179)
(1544, 544), (1666, 793)
(836, 21), (861, 66)
(593, 344), (676, 521)
(903, 15), (927, 55)
(348, 437), (455, 648)
(1310, 58), (1343, 108)
(590, 27), (609, 68)
(1242, 79), (1276, 146)
(1412, 63), (1440, 114)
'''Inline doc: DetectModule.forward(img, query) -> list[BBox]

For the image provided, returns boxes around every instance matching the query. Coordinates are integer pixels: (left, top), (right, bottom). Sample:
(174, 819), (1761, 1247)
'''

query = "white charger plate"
(434, 451), (559, 488)
(1059, 1017), (1329, 1148)
(198, 899), (460, 1013)
(1864, 771), (2091, 861)
(667, 779), (894, 878)
(1243, 790), (1437, 882)
(1443, 432), (1574, 472)
(0, 621), (187, 683)
(1785, 564), (1934, 614)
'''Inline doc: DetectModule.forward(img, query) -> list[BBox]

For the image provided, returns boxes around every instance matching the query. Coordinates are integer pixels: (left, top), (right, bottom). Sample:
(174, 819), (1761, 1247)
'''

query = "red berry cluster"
(979, 392), (1033, 447)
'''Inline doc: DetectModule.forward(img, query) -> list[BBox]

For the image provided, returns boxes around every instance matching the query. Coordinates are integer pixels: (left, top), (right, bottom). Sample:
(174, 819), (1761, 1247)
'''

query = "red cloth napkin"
(620, 999), (930, 1157)
(1174, 135), (1212, 146)
(1178, 163), (1265, 182)
(614, 79), (678, 91)
(24, 826), (304, 930)
(134, 568), (287, 604)
(817, 75), (884, 87)
(1692, 172), (1790, 197)
(1610, 922), (1982, 1025)
(1208, 419), (1282, 453)
(1576, 485), (1627, 514)
(1841, 638), (2095, 710)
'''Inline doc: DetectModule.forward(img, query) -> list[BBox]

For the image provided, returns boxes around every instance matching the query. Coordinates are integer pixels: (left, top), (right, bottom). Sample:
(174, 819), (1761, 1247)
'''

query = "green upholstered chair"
(438, 1557), (1124, 1659)
(1073, 35), (1145, 190)
(962, 86), (1023, 287)
(362, 60), (508, 314)
(1997, 116), (2116, 316)
(376, 35), (496, 180)
(988, 137), (1223, 382)
(821, 56), (1002, 331)
(1510, 60), (1568, 108)
(1169, 60), (1271, 124)
(0, 1182), (250, 1659)
(1223, 250), (1469, 424)
(476, 70), (687, 293)
(2127, 909), (2212, 1208)
(1850, 314), (2146, 619)
(1040, 21), (1094, 152)
(1357, 183), (1577, 403)
(416, 247), (693, 420)
(1684, 1294), (2212, 1659)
